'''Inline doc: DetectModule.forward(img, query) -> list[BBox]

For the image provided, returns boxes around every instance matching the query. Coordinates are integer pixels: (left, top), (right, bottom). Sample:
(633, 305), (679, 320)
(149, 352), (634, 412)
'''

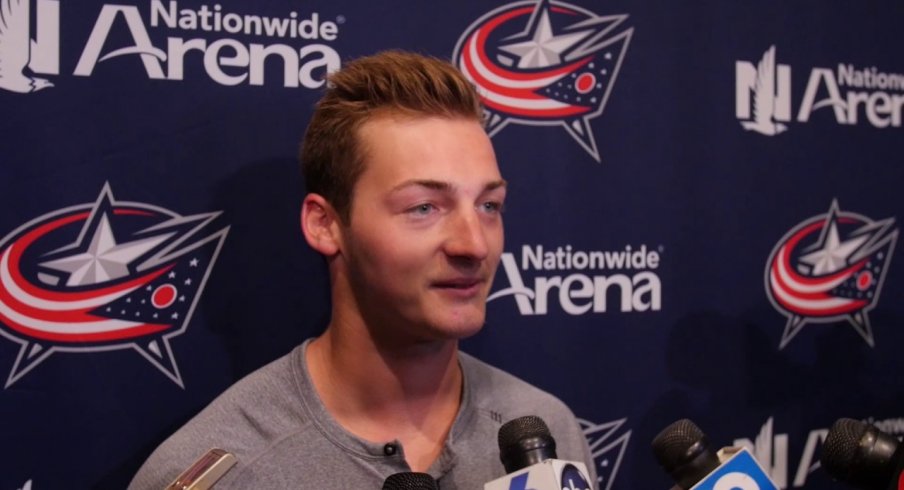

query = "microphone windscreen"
(822, 418), (868, 475)
(497, 415), (558, 473)
(381, 472), (438, 490)
(498, 415), (552, 449)
(651, 419), (720, 489)
(822, 418), (900, 490)
(651, 418), (706, 471)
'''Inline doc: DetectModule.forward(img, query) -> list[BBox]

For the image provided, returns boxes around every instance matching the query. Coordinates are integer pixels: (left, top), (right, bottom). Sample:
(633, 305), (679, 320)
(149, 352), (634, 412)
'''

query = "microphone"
(651, 419), (779, 490)
(165, 448), (237, 490)
(381, 472), (439, 490)
(821, 418), (904, 490)
(484, 415), (593, 490)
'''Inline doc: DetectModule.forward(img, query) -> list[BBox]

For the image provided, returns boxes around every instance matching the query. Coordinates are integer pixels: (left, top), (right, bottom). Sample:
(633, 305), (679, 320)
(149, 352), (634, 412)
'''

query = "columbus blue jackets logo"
(579, 417), (631, 490)
(0, 183), (228, 387)
(765, 201), (897, 348)
(453, 0), (633, 162)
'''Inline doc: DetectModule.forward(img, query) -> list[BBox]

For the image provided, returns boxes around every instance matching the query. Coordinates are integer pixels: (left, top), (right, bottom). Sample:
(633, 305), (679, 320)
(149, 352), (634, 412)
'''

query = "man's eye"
(481, 201), (504, 213)
(409, 203), (436, 215)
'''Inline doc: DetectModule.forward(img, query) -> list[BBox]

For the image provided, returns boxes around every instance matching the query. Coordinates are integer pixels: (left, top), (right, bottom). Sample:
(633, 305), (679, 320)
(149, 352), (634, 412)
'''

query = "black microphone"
(484, 415), (593, 490)
(822, 418), (904, 490)
(381, 472), (439, 490)
(651, 418), (779, 490)
(498, 415), (558, 473)
(651, 419), (720, 489)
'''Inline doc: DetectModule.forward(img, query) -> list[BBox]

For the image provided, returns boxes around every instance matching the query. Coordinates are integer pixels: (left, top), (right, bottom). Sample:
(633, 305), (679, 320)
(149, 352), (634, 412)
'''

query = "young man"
(130, 51), (595, 489)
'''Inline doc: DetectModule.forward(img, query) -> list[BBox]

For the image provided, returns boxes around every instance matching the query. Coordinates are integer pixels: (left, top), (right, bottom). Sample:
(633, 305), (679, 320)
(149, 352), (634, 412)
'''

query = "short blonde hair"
(300, 50), (483, 223)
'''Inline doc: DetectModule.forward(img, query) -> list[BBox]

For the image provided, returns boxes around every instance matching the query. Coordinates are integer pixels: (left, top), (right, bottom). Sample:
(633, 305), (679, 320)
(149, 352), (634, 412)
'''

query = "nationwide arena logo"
(453, 0), (633, 162)
(736, 45), (904, 135)
(0, 0), (341, 93)
(579, 417), (631, 490)
(490, 243), (662, 316)
(765, 201), (897, 349)
(0, 183), (228, 387)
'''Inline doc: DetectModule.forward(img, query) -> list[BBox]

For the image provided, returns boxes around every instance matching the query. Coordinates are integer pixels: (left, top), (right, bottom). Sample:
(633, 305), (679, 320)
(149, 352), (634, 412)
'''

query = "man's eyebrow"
(389, 179), (508, 193)
(390, 180), (451, 192)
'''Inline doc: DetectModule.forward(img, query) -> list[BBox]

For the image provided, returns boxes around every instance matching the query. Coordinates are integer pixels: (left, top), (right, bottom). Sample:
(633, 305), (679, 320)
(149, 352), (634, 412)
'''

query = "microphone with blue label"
(484, 415), (593, 490)
(651, 419), (780, 490)
(381, 472), (439, 490)
(821, 418), (904, 490)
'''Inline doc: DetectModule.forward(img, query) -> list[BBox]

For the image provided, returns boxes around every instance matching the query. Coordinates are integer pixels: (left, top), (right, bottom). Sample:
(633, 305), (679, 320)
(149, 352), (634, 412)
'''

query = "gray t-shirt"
(129, 341), (596, 489)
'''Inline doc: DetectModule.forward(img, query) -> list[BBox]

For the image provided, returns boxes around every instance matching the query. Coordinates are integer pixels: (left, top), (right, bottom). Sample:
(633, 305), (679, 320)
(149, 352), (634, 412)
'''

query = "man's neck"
(306, 322), (463, 472)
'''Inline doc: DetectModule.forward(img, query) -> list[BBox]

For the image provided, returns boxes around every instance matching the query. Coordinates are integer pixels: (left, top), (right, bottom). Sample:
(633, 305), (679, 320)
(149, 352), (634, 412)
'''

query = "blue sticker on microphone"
(690, 449), (779, 490)
(506, 473), (530, 490)
(560, 463), (591, 490)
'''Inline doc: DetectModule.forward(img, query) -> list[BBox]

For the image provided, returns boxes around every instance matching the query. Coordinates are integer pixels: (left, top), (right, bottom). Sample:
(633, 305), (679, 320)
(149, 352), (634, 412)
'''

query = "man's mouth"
(432, 277), (485, 295)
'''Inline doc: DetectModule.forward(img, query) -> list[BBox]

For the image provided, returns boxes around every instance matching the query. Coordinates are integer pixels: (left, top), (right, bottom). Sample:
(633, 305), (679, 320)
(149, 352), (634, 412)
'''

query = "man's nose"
(443, 208), (490, 261)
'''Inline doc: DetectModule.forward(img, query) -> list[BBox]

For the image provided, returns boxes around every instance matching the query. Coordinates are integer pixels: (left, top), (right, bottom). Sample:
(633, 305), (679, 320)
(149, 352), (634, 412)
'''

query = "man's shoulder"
(129, 346), (311, 489)
(458, 351), (577, 422)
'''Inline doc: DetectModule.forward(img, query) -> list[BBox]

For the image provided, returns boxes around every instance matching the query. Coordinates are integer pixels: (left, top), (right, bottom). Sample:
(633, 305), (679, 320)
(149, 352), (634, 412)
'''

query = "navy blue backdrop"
(2, 1), (904, 488)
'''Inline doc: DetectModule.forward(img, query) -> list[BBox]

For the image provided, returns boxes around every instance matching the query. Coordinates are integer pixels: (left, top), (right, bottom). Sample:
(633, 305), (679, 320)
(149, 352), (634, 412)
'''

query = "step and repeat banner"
(2, 0), (903, 488)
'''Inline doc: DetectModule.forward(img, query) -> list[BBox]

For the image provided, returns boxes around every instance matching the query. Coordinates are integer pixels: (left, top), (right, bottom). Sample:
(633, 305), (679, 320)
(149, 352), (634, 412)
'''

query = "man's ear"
(300, 193), (342, 256)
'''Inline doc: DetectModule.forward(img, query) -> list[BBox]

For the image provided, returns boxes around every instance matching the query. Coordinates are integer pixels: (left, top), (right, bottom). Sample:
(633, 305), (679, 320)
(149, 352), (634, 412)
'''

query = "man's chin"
(432, 314), (486, 340)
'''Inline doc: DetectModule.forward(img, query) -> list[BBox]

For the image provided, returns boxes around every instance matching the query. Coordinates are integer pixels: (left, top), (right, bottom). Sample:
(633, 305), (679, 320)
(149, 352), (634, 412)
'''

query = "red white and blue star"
(765, 200), (897, 348)
(454, 0), (633, 162)
(0, 183), (229, 387)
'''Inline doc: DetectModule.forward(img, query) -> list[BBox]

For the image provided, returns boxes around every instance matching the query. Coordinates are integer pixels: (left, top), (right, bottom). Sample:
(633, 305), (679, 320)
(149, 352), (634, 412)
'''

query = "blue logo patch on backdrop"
(453, 0), (633, 162)
(765, 200), (897, 349)
(0, 183), (229, 388)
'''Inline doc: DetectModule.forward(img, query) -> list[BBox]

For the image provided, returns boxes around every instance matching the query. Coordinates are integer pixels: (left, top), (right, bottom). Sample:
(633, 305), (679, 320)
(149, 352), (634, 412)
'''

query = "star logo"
(765, 200), (897, 348)
(453, 0), (633, 162)
(797, 220), (869, 276)
(0, 183), (229, 387)
(579, 417), (631, 490)
(40, 214), (173, 286)
(498, 9), (592, 69)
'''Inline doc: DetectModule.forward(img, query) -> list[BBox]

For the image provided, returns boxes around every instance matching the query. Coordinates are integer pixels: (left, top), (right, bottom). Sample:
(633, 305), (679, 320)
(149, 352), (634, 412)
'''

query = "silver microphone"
(165, 448), (237, 490)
